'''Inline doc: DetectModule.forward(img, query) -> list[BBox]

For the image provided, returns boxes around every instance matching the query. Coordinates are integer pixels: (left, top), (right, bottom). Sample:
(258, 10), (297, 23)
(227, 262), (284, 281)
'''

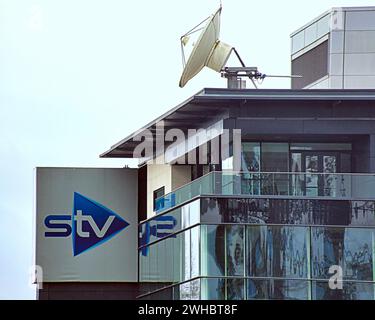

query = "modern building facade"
(100, 88), (375, 300)
(291, 6), (375, 89)
(36, 6), (375, 300)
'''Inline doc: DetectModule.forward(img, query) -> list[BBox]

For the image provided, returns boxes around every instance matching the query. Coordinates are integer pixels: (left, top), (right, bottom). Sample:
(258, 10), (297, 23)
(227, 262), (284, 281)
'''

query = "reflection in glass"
(351, 201), (375, 226)
(270, 279), (310, 300)
(306, 155), (319, 196)
(201, 225), (225, 277)
(201, 278), (225, 300)
(261, 143), (289, 195)
(241, 143), (260, 195)
(226, 225), (245, 276)
(247, 226), (309, 278)
(247, 279), (268, 300)
(311, 227), (374, 281)
(323, 155), (337, 197)
(312, 281), (374, 300)
(179, 279), (200, 300)
(247, 279), (309, 300)
(291, 153), (304, 196)
(227, 279), (245, 300)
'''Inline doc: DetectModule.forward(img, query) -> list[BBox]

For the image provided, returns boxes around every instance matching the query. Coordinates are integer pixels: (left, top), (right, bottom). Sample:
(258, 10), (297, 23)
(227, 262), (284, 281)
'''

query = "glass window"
(291, 153), (304, 196)
(270, 279), (310, 300)
(226, 278), (245, 300)
(312, 281), (374, 300)
(179, 279), (201, 300)
(292, 31), (305, 54)
(317, 14), (330, 39)
(139, 206), (181, 247)
(247, 279), (268, 300)
(201, 278), (226, 300)
(190, 226), (200, 279)
(261, 143), (289, 172)
(247, 279), (310, 300)
(305, 23), (318, 46)
(351, 201), (375, 226)
(241, 143), (260, 172)
(202, 278), (244, 300)
(201, 225), (226, 277)
(241, 142), (260, 195)
(311, 227), (374, 281)
(261, 143), (289, 195)
(153, 186), (165, 211)
(181, 199), (200, 229)
(247, 226), (309, 278)
(226, 225), (245, 276)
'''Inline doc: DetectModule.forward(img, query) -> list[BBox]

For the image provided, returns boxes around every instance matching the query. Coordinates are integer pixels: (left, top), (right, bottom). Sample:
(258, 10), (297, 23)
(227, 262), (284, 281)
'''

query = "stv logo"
(44, 192), (129, 256)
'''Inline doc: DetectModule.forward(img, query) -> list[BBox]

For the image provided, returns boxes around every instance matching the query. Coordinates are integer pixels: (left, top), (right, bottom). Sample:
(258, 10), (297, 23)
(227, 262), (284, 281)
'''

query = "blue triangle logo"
(72, 192), (129, 256)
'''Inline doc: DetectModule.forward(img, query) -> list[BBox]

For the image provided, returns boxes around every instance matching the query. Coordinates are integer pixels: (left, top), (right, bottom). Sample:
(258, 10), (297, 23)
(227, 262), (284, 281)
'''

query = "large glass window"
(201, 278), (245, 300)
(261, 143), (289, 195)
(241, 143), (260, 195)
(226, 225), (245, 277)
(179, 279), (200, 300)
(247, 226), (309, 278)
(201, 225), (225, 277)
(292, 31), (305, 54)
(247, 279), (310, 300)
(261, 143), (289, 172)
(311, 227), (374, 281)
(201, 278), (225, 300)
(312, 281), (374, 300)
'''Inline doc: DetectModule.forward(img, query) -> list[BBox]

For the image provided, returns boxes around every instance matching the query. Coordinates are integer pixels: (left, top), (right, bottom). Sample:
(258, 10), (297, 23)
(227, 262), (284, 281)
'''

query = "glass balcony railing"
(154, 171), (375, 214)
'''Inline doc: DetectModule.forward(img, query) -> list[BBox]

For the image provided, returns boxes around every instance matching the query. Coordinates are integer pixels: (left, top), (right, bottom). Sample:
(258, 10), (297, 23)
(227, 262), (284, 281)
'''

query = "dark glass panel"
(226, 279), (245, 300)
(247, 226), (309, 278)
(226, 225), (245, 276)
(312, 281), (374, 300)
(247, 279), (310, 300)
(200, 197), (358, 226)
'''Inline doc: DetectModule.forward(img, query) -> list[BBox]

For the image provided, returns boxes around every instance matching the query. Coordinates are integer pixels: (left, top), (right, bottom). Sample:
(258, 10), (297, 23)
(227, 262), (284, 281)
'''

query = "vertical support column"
(369, 134), (375, 173)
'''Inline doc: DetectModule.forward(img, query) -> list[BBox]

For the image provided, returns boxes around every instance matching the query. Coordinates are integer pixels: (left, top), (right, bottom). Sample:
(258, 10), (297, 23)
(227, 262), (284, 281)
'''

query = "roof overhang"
(100, 88), (375, 159)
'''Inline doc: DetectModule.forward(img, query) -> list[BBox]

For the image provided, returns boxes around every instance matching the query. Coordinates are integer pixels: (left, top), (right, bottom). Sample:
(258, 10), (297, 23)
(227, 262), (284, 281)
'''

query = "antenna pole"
(233, 48), (258, 89)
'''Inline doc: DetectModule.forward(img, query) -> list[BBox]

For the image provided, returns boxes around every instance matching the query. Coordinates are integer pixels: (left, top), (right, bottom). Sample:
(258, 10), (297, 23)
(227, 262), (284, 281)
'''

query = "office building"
(35, 7), (375, 300)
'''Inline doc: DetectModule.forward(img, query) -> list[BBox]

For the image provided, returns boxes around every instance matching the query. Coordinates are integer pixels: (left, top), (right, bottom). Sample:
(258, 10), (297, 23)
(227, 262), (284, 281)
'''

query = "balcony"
(154, 171), (375, 214)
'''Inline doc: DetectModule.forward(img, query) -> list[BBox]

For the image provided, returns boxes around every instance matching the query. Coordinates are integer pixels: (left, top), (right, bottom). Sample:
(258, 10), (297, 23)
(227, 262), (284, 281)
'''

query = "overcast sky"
(0, 0), (374, 299)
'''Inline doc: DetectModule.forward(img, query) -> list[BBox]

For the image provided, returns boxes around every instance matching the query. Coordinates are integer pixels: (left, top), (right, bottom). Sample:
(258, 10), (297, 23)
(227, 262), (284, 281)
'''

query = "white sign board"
(35, 167), (138, 282)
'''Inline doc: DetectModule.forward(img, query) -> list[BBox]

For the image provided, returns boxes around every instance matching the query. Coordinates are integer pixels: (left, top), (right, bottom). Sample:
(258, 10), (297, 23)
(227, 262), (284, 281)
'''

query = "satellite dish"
(179, 6), (302, 89)
(179, 7), (233, 88)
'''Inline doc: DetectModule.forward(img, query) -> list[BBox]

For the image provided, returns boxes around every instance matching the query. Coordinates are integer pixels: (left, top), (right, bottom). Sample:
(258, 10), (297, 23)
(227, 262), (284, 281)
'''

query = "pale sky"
(0, 0), (374, 299)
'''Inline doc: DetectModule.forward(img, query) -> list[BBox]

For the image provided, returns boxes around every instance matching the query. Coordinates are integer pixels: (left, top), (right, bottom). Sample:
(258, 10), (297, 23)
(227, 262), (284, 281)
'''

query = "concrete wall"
(147, 162), (172, 218)
(146, 157), (192, 218)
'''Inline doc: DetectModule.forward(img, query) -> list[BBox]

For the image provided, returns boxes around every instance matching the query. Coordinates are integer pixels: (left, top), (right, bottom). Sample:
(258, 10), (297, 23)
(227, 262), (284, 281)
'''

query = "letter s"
(44, 215), (72, 237)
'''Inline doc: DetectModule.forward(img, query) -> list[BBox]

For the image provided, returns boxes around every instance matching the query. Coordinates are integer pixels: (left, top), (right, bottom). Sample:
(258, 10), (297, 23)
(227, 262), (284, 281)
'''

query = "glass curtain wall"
(240, 142), (352, 197)
(140, 222), (375, 300)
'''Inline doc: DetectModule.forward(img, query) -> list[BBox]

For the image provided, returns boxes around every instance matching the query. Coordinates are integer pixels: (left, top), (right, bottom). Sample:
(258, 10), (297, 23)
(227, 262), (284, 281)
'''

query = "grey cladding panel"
(292, 40), (329, 89)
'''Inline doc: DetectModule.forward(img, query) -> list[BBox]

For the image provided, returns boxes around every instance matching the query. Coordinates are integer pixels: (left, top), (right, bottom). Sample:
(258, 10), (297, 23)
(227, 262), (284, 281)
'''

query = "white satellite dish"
(179, 6), (302, 88)
(179, 7), (233, 88)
